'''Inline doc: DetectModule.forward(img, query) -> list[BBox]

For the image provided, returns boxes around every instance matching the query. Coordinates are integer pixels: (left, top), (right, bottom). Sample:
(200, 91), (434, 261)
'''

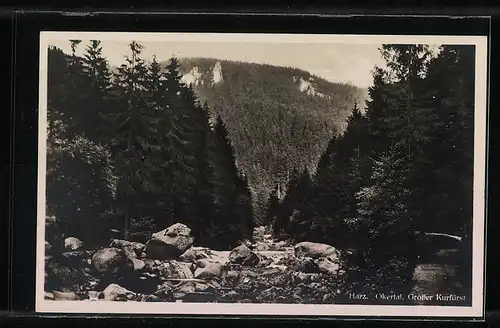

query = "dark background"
(1, 6), (497, 326)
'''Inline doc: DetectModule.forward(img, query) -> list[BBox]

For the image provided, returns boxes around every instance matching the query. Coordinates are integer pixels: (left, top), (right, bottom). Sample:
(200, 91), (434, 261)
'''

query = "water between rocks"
(410, 248), (469, 306)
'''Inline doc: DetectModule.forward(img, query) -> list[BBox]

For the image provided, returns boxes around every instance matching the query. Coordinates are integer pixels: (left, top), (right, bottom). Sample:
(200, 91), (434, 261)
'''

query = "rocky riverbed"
(45, 224), (349, 303)
(44, 224), (467, 305)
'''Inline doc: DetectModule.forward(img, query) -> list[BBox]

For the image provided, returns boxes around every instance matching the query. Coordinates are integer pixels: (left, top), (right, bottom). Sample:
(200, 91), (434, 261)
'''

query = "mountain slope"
(164, 57), (368, 220)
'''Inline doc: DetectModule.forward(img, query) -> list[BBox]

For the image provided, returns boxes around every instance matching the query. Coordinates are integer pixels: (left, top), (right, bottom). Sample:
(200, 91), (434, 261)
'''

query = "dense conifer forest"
(46, 40), (254, 250)
(44, 41), (475, 302)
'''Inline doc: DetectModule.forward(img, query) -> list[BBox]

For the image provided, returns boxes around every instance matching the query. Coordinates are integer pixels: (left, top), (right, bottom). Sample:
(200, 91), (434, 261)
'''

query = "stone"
(195, 259), (210, 268)
(294, 241), (339, 260)
(179, 248), (197, 262)
(102, 283), (135, 301)
(194, 262), (223, 280)
(87, 291), (104, 301)
(110, 239), (146, 258)
(131, 258), (146, 272)
(90, 247), (134, 281)
(52, 290), (80, 301)
(158, 260), (194, 279)
(296, 257), (319, 273)
(316, 258), (340, 275)
(145, 223), (194, 260)
(64, 237), (83, 251)
(44, 291), (55, 300)
(229, 244), (260, 266)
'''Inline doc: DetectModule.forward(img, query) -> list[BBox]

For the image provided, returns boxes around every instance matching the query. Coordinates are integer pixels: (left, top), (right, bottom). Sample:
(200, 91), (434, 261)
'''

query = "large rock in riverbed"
(229, 244), (260, 266)
(195, 262), (223, 280)
(91, 247), (134, 283)
(157, 260), (194, 279)
(64, 237), (83, 251)
(145, 223), (194, 260)
(102, 283), (135, 301)
(110, 239), (146, 258)
(294, 241), (339, 260)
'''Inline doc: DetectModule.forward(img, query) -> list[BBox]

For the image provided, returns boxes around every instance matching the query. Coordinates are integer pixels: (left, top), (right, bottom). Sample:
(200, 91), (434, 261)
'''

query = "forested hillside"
(175, 58), (367, 220)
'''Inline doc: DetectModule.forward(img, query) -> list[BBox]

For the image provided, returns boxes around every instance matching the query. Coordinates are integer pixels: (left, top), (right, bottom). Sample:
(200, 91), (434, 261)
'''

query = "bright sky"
(49, 39), (389, 88)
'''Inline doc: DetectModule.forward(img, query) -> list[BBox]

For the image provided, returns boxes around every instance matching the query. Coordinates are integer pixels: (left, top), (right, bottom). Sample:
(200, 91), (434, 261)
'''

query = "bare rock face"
(145, 223), (194, 260)
(294, 241), (339, 260)
(229, 244), (260, 266)
(64, 237), (83, 251)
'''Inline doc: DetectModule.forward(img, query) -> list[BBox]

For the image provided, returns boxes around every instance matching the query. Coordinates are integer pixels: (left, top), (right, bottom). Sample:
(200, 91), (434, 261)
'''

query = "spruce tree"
(264, 185), (281, 227)
(81, 40), (113, 144)
(110, 41), (154, 240)
(206, 116), (246, 249)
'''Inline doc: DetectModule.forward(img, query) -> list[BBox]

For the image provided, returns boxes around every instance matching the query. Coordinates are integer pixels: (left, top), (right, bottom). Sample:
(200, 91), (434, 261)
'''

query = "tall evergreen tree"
(81, 40), (113, 144)
(419, 45), (475, 235)
(110, 41), (155, 240)
(206, 117), (249, 248)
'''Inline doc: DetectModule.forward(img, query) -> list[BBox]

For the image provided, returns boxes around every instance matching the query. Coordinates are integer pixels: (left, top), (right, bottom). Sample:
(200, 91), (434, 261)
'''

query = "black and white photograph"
(36, 32), (487, 317)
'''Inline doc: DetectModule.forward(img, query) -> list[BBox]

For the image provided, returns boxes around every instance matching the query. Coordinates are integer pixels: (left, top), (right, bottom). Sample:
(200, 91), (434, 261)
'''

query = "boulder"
(316, 258), (340, 275)
(64, 237), (83, 251)
(145, 223), (194, 260)
(131, 258), (146, 272)
(173, 282), (216, 302)
(91, 247), (134, 282)
(52, 290), (80, 301)
(296, 257), (319, 273)
(44, 291), (55, 300)
(88, 291), (104, 301)
(266, 264), (287, 271)
(122, 246), (138, 260)
(179, 247), (197, 262)
(194, 262), (223, 280)
(294, 241), (339, 260)
(110, 239), (146, 258)
(229, 244), (260, 266)
(179, 247), (210, 262)
(45, 260), (93, 291)
(158, 260), (194, 279)
(102, 283), (135, 301)
(195, 259), (210, 268)
(223, 270), (240, 283)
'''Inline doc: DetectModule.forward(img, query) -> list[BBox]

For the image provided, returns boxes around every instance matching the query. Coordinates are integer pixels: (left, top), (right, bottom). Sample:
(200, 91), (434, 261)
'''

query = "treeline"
(46, 40), (254, 250)
(178, 57), (367, 221)
(269, 45), (475, 293)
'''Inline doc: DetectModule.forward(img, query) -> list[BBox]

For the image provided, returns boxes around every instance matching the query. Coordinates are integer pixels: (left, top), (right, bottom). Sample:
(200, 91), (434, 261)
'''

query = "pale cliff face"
(212, 61), (224, 85)
(181, 66), (203, 87)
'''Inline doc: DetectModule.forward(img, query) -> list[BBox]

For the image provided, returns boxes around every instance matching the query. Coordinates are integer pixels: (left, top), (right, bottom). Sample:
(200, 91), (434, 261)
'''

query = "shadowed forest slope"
(174, 58), (368, 220)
